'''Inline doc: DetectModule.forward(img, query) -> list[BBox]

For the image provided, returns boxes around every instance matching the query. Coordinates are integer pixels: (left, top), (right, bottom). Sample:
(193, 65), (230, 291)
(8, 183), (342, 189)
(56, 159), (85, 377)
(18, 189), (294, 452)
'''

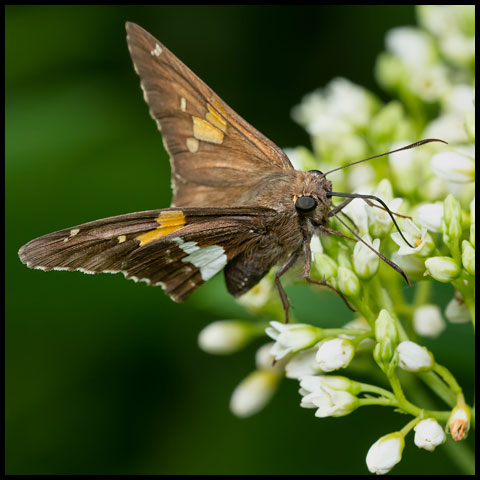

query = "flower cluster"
(196, 6), (474, 475)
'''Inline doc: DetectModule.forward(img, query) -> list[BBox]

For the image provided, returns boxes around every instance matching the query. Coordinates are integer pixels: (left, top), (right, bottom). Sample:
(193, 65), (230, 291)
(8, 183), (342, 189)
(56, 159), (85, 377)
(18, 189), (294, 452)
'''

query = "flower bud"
(442, 194), (463, 245)
(375, 310), (398, 345)
(366, 432), (405, 475)
(396, 341), (434, 372)
(413, 305), (446, 338)
(299, 375), (359, 417)
(461, 240), (475, 275)
(312, 253), (338, 281)
(415, 202), (444, 233)
(266, 321), (324, 360)
(229, 369), (280, 418)
(431, 151), (475, 183)
(447, 405), (471, 441)
(285, 346), (322, 379)
(315, 338), (355, 372)
(353, 235), (380, 279)
(445, 293), (470, 323)
(414, 418), (446, 451)
(198, 320), (255, 354)
(425, 256), (461, 282)
(374, 310), (398, 371)
(255, 342), (283, 370)
(337, 266), (360, 298)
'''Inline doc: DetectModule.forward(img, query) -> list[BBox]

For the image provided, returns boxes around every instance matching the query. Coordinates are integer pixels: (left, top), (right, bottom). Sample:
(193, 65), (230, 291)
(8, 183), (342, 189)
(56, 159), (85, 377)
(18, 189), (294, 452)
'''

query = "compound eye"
(295, 195), (317, 213)
(308, 169), (324, 176)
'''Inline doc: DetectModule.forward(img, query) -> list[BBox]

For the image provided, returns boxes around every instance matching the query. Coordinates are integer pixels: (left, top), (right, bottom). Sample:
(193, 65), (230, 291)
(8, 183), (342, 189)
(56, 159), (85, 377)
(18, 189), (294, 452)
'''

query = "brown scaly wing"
(18, 207), (275, 302)
(125, 22), (293, 208)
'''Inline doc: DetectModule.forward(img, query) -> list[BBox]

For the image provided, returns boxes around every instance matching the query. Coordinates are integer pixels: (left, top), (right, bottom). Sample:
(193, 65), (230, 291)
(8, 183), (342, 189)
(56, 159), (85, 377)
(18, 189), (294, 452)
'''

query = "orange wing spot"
(210, 98), (228, 116)
(415, 238), (422, 247)
(206, 104), (227, 132)
(192, 116), (224, 144)
(136, 211), (185, 246)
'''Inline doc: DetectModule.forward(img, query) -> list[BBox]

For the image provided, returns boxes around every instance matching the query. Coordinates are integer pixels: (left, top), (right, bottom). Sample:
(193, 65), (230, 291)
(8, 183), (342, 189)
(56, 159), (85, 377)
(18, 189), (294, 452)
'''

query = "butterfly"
(18, 22), (444, 321)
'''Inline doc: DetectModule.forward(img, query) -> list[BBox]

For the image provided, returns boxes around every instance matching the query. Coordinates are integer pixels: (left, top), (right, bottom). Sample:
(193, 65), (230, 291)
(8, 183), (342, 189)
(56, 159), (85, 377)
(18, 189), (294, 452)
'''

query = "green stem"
(357, 382), (396, 400)
(433, 363), (462, 395)
(417, 371), (457, 407)
(388, 372), (450, 421)
(413, 280), (431, 307)
(358, 397), (397, 408)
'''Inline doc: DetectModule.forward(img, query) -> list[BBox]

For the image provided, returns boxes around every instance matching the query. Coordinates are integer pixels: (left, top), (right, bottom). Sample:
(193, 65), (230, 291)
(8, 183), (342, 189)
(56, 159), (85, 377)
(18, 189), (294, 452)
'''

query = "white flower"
(415, 203), (444, 233)
(312, 253), (338, 280)
(341, 197), (369, 235)
(414, 418), (446, 451)
(229, 369), (280, 418)
(396, 341), (434, 372)
(299, 375), (358, 417)
(315, 338), (355, 372)
(347, 163), (376, 192)
(391, 252), (426, 277)
(353, 234), (381, 279)
(440, 33), (475, 67)
(425, 256), (461, 282)
(266, 321), (322, 360)
(413, 305), (446, 338)
(367, 179), (404, 237)
(310, 234), (323, 255)
(409, 63), (449, 102)
(198, 320), (253, 355)
(255, 342), (282, 370)
(291, 78), (377, 135)
(337, 266), (360, 297)
(447, 405), (471, 441)
(366, 432), (405, 475)
(431, 151), (475, 183)
(386, 27), (436, 67)
(285, 346), (322, 379)
(424, 113), (469, 144)
(442, 85), (475, 116)
(445, 294), (470, 324)
(391, 219), (435, 257)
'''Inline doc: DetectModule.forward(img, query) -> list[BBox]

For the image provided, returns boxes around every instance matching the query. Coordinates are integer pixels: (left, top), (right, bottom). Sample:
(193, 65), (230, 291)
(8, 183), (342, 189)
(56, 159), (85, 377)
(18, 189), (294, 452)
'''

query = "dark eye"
(308, 169), (324, 176)
(295, 195), (317, 213)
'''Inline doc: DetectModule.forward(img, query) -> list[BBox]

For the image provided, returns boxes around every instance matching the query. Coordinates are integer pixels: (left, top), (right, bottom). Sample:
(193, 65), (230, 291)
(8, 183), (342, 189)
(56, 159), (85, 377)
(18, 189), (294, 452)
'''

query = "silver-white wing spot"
(150, 43), (163, 56)
(173, 237), (227, 281)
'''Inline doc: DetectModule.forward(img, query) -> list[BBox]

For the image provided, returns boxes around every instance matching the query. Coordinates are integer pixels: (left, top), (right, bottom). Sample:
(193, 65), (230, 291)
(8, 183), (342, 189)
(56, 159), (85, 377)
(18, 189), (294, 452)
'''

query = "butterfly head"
(293, 170), (332, 228)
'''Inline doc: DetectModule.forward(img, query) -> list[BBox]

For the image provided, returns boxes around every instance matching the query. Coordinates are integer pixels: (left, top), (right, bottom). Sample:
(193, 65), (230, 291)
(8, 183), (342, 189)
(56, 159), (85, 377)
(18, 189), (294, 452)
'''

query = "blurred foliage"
(5, 5), (473, 475)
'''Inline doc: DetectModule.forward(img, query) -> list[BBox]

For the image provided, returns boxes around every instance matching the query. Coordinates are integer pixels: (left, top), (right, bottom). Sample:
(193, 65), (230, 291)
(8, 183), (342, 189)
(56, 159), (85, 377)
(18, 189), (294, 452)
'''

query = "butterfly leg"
(301, 240), (356, 312)
(328, 197), (354, 217)
(275, 251), (300, 323)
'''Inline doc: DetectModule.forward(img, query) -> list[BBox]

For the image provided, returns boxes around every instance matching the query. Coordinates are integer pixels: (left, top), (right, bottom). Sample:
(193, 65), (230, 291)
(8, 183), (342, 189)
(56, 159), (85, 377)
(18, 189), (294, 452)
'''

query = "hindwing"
(19, 207), (276, 302)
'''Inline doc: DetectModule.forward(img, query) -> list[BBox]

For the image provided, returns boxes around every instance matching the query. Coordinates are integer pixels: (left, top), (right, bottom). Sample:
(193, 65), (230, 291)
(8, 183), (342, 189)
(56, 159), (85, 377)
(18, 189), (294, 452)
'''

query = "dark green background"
(6, 5), (474, 475)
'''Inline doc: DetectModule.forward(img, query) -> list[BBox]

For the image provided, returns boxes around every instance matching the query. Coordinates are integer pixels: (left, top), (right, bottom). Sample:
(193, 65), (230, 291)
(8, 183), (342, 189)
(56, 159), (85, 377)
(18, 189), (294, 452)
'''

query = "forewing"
(125, 22), (293, 207)
(19, 207), (274, 302)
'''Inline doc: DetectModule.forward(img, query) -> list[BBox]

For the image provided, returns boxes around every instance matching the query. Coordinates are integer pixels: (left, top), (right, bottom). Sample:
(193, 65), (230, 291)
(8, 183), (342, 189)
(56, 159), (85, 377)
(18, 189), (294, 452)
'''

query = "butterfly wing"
(19, 207), (276, 302)
(125, 22), (294, 208)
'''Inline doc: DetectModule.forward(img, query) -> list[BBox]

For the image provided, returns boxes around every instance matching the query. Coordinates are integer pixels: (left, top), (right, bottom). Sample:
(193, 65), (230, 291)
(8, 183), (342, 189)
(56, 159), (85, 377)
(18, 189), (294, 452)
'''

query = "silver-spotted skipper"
(18, 23), (444, 321)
